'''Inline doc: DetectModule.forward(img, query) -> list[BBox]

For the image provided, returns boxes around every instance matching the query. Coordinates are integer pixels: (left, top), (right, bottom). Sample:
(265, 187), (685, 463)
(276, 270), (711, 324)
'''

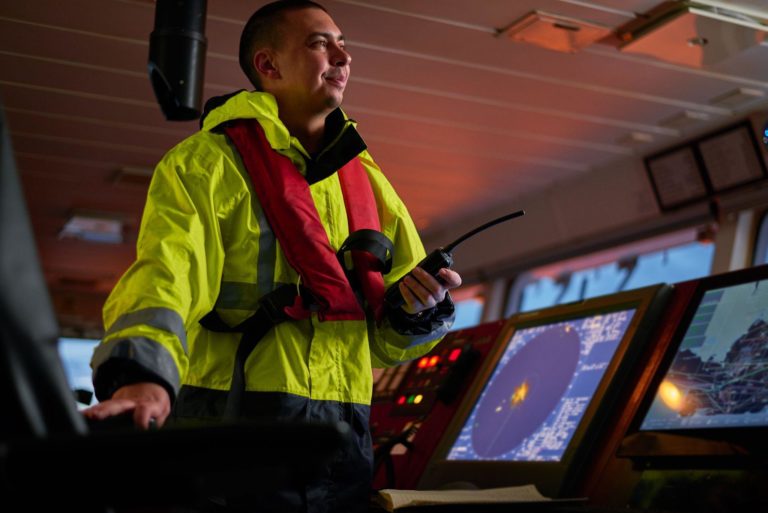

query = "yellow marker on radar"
(510, 380), (529, 408)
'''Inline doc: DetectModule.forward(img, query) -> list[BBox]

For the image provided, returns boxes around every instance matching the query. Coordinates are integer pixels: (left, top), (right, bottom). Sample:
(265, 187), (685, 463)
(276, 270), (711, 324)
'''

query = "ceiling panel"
(2, 0), (768, 331)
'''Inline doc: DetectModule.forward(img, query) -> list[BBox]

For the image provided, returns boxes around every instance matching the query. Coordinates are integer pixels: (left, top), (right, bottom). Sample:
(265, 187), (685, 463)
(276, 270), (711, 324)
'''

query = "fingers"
(82, 382), (171, 430)
(399, 280), (424, 315)
(115, 382), (171, 429)
(133, 401), (170, 429)
(437, 268), (462, 289)
(400, 267), (463, 315)
(401, 268), (441, 311)
(407, 272), (439, 305)
(82, 398), (137, 421)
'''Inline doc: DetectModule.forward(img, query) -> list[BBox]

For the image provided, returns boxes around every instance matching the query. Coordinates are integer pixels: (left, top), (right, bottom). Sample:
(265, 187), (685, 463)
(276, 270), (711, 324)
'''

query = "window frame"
(753, 209), (768, 266)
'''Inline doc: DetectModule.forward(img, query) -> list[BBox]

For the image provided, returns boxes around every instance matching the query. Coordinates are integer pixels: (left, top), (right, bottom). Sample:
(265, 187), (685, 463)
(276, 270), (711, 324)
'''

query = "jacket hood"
(200, 90), (292, 150)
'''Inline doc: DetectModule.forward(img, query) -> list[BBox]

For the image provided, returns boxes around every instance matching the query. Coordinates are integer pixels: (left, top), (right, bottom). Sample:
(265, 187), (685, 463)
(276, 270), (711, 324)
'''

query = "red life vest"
(224, 118), (387, 322)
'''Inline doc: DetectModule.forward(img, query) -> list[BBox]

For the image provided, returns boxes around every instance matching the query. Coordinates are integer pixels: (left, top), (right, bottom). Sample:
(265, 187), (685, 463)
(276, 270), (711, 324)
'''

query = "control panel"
(370, 320), (508, 490)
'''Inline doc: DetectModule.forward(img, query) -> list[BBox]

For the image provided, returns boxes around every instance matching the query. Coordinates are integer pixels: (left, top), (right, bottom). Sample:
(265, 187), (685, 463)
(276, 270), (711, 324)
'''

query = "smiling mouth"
(324, 74), (347, 88)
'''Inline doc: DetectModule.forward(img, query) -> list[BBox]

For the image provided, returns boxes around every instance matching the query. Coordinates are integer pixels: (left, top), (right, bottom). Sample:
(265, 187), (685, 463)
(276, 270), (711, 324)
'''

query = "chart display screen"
(640, 280), (768, 431)
(447, 309), (636, 462)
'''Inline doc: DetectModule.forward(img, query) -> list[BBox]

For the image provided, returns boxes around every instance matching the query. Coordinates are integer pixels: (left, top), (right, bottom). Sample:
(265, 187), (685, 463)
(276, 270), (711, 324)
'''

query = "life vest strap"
(199, 284), (316, 418)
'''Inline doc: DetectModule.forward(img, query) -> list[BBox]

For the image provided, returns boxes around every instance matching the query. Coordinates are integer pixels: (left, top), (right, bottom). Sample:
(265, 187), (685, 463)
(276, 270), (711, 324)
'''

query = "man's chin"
(323, 94), (343, 111)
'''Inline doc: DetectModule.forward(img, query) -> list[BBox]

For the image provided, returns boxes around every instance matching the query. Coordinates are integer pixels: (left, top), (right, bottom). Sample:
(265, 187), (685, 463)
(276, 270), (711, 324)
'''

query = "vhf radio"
(384, 209), (525, 308)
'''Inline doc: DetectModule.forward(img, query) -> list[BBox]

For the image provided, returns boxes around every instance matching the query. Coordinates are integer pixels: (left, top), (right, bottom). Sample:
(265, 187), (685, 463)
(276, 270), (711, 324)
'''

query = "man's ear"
(253, 50), (281, 81)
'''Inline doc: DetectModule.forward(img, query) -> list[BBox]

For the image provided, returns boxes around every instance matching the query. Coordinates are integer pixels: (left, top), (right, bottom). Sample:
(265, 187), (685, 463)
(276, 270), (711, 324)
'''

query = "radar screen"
(640, 279), (768, 431)
(446, 309), (636, 462)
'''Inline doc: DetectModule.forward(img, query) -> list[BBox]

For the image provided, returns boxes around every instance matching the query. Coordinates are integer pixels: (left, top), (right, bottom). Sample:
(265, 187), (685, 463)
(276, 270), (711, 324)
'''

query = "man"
(85, 1), (460, 511)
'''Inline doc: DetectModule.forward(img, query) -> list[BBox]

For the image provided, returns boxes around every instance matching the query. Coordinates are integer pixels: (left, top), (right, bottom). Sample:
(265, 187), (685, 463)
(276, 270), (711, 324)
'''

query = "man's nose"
(332, 45), (351, 67)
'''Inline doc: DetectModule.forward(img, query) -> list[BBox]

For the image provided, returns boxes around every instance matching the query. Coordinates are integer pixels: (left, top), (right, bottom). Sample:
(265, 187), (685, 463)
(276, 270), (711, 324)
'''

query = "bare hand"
(82, 382), (171, 430)
(399, 267), (462, 315)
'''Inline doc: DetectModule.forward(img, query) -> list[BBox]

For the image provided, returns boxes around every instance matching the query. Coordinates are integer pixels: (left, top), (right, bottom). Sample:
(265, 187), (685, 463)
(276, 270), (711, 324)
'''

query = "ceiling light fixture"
(59, 211), (125, 244)
(616, 131), (656, 148)
(617, 1), (767, 68)
(498, 10), (612, 53)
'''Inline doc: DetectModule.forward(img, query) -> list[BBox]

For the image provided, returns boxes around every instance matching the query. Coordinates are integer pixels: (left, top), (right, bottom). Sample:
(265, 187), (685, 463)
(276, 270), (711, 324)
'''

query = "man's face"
(268, 7), (351, 117)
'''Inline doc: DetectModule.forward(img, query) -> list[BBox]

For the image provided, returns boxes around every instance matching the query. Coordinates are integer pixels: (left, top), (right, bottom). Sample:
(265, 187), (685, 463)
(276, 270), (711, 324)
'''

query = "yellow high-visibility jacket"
(91, 91), (453, 411)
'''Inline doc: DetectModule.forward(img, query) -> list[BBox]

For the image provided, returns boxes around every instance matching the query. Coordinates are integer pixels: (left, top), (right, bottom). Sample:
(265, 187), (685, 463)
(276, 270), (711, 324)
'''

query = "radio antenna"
(444, 209), (525, 253)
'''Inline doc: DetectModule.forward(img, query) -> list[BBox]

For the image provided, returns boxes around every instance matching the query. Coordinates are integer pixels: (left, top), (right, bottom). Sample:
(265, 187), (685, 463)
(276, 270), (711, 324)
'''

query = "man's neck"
(279, 106), (328, 156)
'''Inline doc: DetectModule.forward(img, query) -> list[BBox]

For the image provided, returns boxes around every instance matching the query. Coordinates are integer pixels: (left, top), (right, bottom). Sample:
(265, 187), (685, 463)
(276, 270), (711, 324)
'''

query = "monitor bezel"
(418, 284), (669, 497)
(619, 264), (768, 463)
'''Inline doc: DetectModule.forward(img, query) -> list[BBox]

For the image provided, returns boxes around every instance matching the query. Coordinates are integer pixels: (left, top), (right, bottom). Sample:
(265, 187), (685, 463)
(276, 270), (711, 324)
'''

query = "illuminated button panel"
(390, 338), (476, 416)
(373, 360), (413, 402)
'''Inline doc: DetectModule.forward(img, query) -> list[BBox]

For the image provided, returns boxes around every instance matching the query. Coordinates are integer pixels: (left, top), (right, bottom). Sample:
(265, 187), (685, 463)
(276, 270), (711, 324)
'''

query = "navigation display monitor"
(418, 285), (669, 497)
(447, 309), (636, 462)
(639, 279), (768, 431)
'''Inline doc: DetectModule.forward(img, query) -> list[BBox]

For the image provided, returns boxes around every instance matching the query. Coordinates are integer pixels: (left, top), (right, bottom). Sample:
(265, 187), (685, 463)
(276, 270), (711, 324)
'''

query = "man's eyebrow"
(307, 31), (345, 42)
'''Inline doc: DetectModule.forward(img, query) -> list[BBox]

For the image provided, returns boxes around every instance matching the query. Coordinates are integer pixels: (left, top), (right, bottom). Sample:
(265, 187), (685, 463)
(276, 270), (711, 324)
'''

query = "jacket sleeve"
(358, 151), (455, 367)
(91, 139), (227, 401)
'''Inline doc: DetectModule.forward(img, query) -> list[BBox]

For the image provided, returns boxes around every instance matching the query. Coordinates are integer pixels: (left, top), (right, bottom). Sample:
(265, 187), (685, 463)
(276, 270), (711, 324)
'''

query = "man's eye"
(312, 40), (328, 48)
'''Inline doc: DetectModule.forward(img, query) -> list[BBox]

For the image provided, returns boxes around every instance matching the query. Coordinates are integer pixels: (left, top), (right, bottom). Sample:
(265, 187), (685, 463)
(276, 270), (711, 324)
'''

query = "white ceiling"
(2, 0), (768, 331)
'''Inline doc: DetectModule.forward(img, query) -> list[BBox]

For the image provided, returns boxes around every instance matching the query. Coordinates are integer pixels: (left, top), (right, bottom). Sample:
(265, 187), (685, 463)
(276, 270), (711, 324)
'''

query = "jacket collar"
(201, 91), (366, 184)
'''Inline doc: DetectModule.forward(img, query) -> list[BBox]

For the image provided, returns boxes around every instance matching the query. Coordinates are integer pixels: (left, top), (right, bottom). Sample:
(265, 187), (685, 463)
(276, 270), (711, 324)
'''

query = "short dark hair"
(239, 0), (328, 89)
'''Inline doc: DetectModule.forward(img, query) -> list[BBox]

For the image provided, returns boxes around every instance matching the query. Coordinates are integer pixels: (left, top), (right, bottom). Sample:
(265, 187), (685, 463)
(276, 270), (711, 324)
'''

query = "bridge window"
(507, 231), (714, 315)
(450, 285), (485, 331)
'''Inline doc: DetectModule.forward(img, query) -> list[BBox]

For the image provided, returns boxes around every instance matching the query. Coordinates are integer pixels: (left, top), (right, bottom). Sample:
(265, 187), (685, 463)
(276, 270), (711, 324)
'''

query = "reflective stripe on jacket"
(92, 90), (453, 406)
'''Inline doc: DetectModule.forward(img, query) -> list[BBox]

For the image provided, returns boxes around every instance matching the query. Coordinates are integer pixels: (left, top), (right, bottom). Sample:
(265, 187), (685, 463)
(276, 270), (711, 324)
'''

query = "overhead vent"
(498, 11), (612, 53)
(659, 110), (711, 130)
(616, 131), (656, 148)
(617, 1), (767, 68)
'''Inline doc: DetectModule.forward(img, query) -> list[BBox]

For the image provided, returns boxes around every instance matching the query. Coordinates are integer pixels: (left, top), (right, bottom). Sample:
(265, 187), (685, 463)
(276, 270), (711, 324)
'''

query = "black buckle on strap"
(248, 284), (297, 327)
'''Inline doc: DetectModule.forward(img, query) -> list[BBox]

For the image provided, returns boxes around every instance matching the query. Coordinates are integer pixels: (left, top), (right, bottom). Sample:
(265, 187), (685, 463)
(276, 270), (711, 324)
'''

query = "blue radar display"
(447, 309), (636, 462)
(640, 279), (768, 431)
